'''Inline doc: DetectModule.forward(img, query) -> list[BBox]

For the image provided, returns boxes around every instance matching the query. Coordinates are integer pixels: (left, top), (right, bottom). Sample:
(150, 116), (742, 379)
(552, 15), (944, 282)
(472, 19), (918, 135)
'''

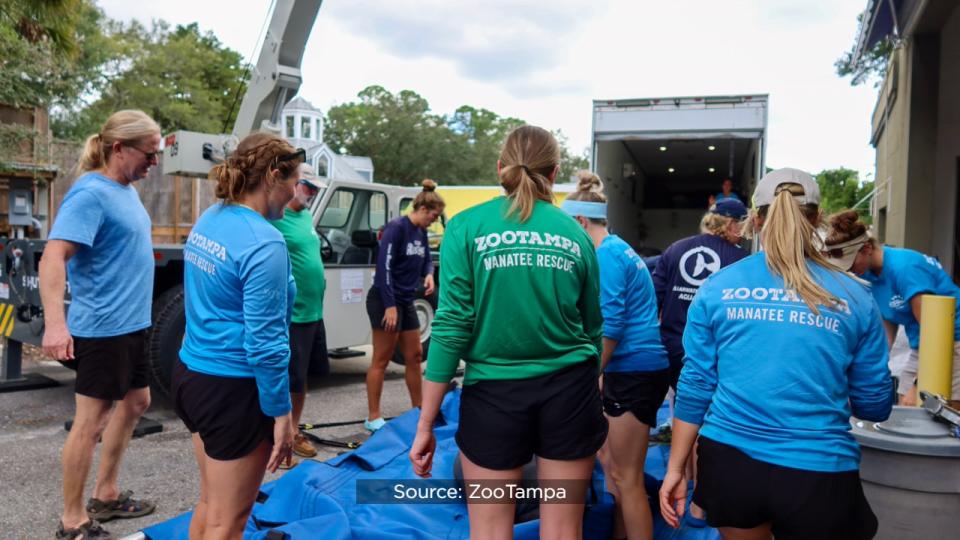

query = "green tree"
(554, 129), (589, 184)
(0, 0), (110, 109)
(54, 21), (248, 139)
(835, 12), (894, 87)
(326, 86), (585, 186)
(816, 167), (874, 218)
(446, 105), (524, 183)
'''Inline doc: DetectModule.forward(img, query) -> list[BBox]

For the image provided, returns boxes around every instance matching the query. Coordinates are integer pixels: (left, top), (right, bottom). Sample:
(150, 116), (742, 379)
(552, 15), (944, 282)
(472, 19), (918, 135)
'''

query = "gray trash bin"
(852, 406), (960, 539)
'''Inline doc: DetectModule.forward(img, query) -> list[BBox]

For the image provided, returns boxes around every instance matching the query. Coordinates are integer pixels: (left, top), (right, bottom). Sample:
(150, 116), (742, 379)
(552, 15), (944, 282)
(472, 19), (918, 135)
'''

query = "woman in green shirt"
(409, 126), (606, 538)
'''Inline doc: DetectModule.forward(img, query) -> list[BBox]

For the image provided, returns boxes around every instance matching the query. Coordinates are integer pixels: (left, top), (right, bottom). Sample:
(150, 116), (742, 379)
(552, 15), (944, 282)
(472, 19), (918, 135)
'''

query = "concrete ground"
(0, 345), (422, 539)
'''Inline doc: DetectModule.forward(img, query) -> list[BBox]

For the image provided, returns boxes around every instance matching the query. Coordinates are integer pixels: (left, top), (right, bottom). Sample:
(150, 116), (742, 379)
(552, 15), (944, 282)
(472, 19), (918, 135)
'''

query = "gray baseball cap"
(752, 167), (820, 208)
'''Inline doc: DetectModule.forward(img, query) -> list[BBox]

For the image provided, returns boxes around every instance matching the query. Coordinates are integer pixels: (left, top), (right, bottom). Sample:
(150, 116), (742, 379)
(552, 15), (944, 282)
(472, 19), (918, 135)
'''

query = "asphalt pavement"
(0, 345), (420, 539)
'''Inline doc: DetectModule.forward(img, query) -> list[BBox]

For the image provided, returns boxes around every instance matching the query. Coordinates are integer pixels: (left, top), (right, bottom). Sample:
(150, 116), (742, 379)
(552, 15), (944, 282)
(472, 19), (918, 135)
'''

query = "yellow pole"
(917, 294), (956, 399)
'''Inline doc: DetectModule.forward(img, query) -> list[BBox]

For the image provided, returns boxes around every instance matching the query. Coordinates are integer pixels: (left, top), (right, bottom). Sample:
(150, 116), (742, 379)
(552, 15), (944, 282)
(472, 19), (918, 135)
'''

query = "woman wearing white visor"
(823, 209), (960, 404)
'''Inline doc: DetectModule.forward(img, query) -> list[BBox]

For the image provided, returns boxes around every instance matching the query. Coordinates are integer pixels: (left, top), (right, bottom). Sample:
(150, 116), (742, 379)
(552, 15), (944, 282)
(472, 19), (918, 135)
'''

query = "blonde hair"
(700, 212), (740, 243)
(78, 110), (161, 173)
(413, 179), (445, 211)
(565, 170), (607, 225)
(209, 132), (300, 204)
(498, 125), (559, 222)
(759, 186), (838, 314)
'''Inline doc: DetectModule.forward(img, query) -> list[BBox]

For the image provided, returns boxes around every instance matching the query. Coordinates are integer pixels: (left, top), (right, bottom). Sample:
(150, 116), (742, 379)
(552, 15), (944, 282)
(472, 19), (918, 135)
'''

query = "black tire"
(147, 285), (185, 398)
(391, 289), (437, 365)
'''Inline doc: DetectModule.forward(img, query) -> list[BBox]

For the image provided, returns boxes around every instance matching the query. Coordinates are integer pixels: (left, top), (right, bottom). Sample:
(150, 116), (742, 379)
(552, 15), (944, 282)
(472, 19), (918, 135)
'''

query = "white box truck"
(591, 94), (768, 255)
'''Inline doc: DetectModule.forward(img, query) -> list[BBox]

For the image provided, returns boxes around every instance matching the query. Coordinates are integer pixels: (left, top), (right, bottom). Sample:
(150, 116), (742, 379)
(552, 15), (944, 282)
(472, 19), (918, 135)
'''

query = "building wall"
(872, 46), (911, 247)
(931, 7), (960, 276)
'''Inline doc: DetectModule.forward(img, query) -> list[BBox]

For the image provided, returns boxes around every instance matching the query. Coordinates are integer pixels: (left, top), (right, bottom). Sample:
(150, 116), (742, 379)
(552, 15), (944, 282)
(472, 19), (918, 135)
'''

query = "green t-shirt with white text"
(425, 197), (602, 385)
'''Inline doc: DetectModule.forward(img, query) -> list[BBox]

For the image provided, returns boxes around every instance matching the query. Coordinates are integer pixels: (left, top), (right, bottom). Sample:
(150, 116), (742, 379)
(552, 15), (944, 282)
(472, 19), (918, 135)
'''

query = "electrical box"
(161, 130), (235, 178)
(8, 178), (34, 226)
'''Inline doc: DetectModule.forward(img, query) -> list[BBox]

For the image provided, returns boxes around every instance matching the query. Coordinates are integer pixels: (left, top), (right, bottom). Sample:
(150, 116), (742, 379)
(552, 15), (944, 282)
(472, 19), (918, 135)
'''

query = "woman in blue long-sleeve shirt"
(174, 132), (302, 538)
(563, 172), (669, 540)
(364, 180), (444, 431)
(659, 168), (893, 540)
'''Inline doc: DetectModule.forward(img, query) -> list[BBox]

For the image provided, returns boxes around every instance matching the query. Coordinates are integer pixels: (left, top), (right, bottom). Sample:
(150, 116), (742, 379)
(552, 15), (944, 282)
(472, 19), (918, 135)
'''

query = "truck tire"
(391, 290), (437, 365)
(147, 285), (185, 398)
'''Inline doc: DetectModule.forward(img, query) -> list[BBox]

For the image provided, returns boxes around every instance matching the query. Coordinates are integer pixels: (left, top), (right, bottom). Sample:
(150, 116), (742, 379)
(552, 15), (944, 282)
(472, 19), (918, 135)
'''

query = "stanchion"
(917, 294), (956, 400)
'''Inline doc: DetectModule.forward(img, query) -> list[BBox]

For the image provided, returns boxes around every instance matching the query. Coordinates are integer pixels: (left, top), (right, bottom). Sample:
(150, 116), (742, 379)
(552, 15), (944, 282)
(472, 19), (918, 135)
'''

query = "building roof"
(284, 95), (321, 114)
(304, 143), (372, 182)
(340, 155), (373, 172)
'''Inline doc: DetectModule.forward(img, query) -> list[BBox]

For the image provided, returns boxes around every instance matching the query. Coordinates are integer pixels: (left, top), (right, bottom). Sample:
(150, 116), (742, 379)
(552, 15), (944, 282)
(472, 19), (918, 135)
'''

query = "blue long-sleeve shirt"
(862, 246), (960, 349)
(179, 204), (296, 417)
(598, 235), (669, 372)
(676, 253), (893, 472)
(652, 234), (747, 359)
(374, 216), (432, 307)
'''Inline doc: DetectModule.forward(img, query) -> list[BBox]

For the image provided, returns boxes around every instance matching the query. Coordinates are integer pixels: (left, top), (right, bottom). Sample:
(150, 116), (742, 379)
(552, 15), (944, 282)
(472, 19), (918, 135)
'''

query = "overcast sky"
(98, 0), (880, 179)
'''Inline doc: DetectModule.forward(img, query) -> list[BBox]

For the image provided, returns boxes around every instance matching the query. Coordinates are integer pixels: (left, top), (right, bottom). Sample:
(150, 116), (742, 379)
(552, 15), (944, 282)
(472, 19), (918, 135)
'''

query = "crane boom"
(232, 0), (323, 137)
(162, 0), (323, 177)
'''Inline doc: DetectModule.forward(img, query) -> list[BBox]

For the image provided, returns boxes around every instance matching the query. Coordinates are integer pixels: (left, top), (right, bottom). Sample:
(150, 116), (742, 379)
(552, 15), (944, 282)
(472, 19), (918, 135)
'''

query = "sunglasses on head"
(276, 148), (306, 164)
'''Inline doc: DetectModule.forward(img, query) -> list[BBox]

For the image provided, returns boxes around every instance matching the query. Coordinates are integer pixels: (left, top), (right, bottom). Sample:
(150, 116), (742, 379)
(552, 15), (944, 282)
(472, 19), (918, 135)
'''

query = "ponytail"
(498, 126), (559, 222)
(78, 134), (107, 173)
(760, 189), (837, 314)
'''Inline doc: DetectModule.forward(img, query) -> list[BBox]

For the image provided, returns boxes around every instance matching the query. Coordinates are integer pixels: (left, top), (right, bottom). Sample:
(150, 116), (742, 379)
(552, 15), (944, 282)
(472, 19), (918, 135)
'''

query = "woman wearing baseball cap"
(823, 209), (960, 405)
(659, 168), (894, 539)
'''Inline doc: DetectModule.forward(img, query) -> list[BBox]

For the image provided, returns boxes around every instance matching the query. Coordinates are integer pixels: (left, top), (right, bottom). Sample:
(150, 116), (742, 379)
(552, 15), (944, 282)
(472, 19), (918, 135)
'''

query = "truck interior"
(595, 136), (762, 255)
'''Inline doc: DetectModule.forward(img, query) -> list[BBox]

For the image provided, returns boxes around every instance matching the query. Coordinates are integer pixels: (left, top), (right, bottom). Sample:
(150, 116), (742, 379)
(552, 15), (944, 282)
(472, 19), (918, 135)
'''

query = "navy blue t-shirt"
(374, 216), (433, 307)
(652, 233), (747, 358)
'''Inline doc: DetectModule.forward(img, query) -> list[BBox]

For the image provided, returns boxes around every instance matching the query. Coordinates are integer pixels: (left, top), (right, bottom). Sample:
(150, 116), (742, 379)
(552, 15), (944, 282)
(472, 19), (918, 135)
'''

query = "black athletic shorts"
(366, 287), (419, 332)
(456, 360), (608, 471)
(667, 351), (684, 391)
(73, 330), (150, 401)
(693, 436), (878, 540)
(289, 319), (329, 392)
(601, 368), (670, 426)
(172, 360), (274, 461)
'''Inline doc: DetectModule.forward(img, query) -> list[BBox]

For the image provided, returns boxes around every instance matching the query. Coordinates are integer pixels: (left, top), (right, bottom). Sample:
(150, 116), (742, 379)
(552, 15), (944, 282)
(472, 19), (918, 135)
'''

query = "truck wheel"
(391, 292), (436, 365)
(147, 285), (185, 398)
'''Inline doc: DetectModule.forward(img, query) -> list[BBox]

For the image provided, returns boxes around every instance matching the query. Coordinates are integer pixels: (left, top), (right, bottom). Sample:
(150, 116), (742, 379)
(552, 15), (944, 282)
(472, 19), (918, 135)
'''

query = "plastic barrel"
(852, 407), (960, 539)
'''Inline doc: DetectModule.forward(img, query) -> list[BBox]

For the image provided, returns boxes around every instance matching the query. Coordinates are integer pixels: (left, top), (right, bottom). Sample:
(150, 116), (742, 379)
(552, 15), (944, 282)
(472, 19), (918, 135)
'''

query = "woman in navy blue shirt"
(364, 180), (444, 431)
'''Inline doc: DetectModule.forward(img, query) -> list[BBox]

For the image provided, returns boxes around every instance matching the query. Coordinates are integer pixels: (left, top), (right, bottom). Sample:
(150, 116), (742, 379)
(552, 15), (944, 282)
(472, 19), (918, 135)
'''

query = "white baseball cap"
(298, 163), (327, 190)
(752, 167), (820, 208)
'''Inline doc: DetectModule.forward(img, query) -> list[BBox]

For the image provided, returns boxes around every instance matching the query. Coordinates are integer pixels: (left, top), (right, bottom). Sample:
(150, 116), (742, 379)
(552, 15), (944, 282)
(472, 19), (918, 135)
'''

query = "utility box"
(7, 178), (34, 226)
(161, 130), (234, 178)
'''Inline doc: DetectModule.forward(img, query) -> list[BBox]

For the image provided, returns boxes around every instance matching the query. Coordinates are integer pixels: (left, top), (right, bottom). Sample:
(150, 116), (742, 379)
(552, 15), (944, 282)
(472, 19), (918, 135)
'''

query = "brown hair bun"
(421, 179), (438, 192)
(575, 170), (603, 193)
(825, 209), (868, 246)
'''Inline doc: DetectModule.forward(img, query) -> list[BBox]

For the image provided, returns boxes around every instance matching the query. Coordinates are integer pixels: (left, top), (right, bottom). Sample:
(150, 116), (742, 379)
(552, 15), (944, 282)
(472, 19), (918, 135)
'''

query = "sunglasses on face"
(822, 241), (866, 260)
(126, 144), (160, 162)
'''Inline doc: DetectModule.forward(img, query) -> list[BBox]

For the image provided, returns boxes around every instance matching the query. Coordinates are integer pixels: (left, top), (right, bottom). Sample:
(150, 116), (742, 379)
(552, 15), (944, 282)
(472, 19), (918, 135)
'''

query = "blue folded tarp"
(143, 389), (719, 539)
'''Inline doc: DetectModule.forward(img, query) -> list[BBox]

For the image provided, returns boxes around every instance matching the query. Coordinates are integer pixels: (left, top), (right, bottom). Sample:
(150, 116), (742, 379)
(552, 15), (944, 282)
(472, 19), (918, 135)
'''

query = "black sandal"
(55, 519), (112, 539)
(86, 490), (156, 522)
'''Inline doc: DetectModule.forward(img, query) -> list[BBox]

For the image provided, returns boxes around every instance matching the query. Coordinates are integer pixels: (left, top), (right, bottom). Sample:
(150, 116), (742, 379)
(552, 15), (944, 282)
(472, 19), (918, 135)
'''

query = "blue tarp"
(143, 390), (720, 539)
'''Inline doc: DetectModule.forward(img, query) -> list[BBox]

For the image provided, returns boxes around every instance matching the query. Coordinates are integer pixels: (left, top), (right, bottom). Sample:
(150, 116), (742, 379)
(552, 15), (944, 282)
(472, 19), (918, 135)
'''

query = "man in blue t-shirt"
(40, 111), (160, 539)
